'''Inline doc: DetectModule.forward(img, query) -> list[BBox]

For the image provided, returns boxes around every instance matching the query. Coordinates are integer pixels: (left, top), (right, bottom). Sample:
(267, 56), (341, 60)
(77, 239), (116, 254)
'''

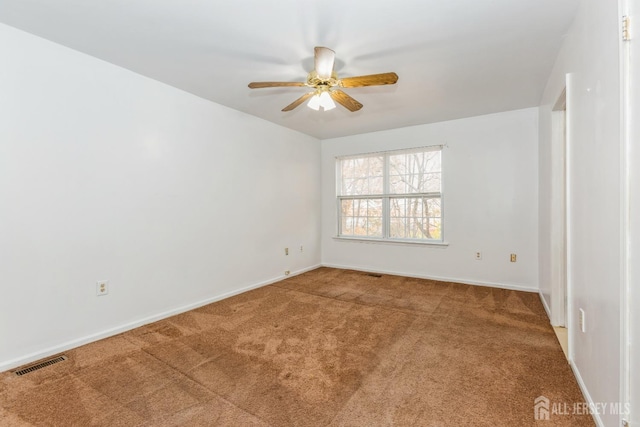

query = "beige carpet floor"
(0, 267), (593, 426)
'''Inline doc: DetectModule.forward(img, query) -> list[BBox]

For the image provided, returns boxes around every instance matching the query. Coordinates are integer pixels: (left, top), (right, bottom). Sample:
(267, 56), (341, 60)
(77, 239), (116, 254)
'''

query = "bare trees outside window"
(337, 147), (442, 242)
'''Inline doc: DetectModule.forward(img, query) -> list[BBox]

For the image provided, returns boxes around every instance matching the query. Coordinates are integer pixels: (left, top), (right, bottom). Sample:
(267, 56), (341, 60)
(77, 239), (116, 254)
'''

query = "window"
(337, 146), (442, 242)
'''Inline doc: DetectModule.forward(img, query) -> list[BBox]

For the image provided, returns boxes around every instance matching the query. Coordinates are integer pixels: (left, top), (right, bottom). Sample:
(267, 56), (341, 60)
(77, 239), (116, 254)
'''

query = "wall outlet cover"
(96, 280), (109, 296)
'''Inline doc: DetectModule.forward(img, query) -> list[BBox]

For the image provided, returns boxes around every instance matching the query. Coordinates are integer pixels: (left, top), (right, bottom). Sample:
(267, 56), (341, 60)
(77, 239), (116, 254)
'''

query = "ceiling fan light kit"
(308, 89), (336, 111)
(248, 47), (398, 113)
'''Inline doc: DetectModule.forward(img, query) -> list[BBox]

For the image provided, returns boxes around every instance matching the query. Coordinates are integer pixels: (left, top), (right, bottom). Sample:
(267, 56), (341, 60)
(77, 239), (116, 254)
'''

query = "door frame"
(550, 87), (568, 329)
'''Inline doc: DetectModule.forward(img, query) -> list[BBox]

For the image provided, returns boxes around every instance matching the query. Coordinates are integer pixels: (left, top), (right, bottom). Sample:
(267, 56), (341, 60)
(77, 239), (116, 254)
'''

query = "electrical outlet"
(284, 270), (290, 276)
(284, 247), (289, 256)
(96, 280), (109, 296)
(510, 253), (517, 262)
(475, 251), (482, 260)
(579, 308), (586, 333)
(300, 245), (303, 252)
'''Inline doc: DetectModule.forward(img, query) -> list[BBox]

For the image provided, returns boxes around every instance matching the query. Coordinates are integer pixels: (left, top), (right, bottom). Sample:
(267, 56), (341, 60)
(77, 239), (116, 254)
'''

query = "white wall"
(321, 108), (539, 291)
(538, 0), (623, 425)
(0, 24), (321, 371)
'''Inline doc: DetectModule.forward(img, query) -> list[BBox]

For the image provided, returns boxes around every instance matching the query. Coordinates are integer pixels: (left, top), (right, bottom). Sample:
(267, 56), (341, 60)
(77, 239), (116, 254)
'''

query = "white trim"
(565, 72), (575, 363)
(570, 360), (604, 427)
(0, 264), (321, 373)
(321, 263), (538, 293)
(549, 101), (567, 327)
(332, 236), (449, 247)
(539, 291), (552, 321)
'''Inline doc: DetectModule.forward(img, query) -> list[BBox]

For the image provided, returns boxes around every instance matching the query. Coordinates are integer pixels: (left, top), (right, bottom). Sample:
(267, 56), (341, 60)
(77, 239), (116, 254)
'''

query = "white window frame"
(335, 146), (446, 246)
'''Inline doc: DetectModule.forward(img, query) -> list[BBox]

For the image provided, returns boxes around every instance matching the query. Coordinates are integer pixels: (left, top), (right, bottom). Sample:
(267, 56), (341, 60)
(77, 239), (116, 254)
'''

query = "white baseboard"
(539, 291), (552, 320)
(0, 264), (321, 373)
(569, 360), (603, 427)
(321, 263), (538, 293)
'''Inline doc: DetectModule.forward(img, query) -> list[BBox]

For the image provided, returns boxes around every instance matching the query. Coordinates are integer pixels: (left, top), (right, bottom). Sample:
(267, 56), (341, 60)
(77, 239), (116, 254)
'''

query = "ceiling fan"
(248, 47), (398, 112)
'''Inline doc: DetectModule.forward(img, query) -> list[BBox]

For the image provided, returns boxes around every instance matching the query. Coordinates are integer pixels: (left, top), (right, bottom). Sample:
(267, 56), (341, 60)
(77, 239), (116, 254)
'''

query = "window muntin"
(337, 147), (442, 242)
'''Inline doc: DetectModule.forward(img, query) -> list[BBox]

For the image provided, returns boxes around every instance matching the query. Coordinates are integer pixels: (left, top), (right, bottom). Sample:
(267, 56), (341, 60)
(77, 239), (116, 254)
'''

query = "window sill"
(332, 236), (449, 247)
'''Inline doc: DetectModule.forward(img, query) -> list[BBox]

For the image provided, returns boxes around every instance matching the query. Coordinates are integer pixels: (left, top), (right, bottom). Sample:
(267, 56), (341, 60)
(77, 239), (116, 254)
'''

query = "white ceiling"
(0, 0), (579, 139)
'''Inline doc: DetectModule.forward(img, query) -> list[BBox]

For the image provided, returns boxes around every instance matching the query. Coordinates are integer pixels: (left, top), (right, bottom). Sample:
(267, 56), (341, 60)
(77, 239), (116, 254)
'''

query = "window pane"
(341, 216), (353, 235)
(424, 173), (441, 192)
(427, 198), (441, 217)
(340, 198), (383, 237)
(429, 218), (442, 240)
(389, 218), (406, 238)
(340, 156), (384, 195)
(370, 177), (383, 194)
(389, 174), (407, 194)
(341, 199), (354, 216)
(367, 198), (382, 216)
(367, 217), (382, 236)
(389, 150), (441, 194)
(366, 198), (383, 236)
(390, 196), (441, 240)
(354, 199), (367, 217)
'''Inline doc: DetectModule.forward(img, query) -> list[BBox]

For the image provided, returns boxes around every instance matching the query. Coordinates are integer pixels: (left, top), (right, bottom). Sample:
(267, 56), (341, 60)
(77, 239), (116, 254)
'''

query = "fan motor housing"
(307, 70), (339, 88)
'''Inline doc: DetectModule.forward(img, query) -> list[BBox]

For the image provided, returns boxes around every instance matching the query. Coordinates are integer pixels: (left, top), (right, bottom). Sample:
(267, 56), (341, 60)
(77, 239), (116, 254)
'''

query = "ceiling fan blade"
(330, 90), (363, 112)
(282, 92), (315, 112)
(248, 81), (307, 89)
(339, 72), (399, 88)
(314, 47), (335, 79)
